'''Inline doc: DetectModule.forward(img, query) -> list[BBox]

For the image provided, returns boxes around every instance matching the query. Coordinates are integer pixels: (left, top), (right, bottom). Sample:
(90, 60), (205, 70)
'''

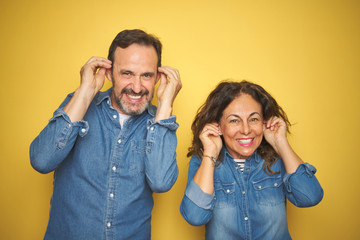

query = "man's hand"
(154, 66), (182, 122)
(79, 57), (112, 98)
(63, 57), (112, 122)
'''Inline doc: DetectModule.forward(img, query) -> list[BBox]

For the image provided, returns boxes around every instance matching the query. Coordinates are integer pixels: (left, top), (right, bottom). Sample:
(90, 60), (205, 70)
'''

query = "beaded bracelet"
(203, 155), (217, 166)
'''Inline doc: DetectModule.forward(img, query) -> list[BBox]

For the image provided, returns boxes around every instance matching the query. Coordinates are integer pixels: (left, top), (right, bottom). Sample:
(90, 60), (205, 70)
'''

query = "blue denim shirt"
(30, 88), (179, 240)
(180, 148), (323, 240)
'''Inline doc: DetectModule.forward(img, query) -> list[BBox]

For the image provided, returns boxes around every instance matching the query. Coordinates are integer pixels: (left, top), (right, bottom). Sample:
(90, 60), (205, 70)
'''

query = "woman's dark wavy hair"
(188, 80), (291, 174)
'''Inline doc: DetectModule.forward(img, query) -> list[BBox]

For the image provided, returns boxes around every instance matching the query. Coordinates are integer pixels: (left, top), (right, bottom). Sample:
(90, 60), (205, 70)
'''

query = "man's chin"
(119, 102), (148, 116)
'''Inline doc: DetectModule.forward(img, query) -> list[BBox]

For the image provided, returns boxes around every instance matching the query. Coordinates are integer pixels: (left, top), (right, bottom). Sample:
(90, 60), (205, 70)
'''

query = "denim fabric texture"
(30, 88), (179, 240)
(180, 148), (323, 240)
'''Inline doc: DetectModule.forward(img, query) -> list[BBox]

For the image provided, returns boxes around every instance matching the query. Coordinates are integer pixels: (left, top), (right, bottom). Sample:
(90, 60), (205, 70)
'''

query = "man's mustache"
(121, 88), (149, 96)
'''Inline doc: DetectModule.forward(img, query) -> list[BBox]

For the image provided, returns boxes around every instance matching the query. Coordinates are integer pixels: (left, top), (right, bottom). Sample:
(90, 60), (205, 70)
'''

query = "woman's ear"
(263, 121), (266, 132)
(218, 122), (222, 135)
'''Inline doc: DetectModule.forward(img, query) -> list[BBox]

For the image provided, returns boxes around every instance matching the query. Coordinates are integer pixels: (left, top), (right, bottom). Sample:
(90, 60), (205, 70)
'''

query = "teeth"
(127, 94), (142, 99)
(237, 139), (253, 144)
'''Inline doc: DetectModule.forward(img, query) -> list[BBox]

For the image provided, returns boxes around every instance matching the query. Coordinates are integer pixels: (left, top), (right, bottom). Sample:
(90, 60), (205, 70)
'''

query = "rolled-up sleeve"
(283, 163), (324, 207)
(180, 156), (215, 226)
(30, 95), (89, 174)
(144, 116), (179, 193)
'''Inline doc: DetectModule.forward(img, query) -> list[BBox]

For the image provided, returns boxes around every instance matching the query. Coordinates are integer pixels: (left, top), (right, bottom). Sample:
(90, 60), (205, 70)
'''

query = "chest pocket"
(214, 180), (236, 208)
(129, 140), (146, 173)
(252, 176), (285, 206)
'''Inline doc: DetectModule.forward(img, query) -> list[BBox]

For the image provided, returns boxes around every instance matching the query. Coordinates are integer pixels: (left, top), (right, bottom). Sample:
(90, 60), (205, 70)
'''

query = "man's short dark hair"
(108, 29), (162, 67)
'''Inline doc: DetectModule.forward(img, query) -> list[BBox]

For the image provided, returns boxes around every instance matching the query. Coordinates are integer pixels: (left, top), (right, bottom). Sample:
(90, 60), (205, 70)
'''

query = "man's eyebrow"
(141, 72), (155, 76)
(120, 69), (134, 74)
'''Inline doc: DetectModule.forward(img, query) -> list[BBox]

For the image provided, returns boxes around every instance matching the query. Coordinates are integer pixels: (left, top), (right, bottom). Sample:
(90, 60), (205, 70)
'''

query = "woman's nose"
(240, 122), (251, 135)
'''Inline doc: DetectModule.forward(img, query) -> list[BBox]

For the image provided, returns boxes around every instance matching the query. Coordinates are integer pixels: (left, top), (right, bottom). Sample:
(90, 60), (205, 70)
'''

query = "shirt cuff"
(50, 109), (89, 137)
(283, 163), (317, 192)
(185, 180), (215, 210)
(146, 115), (179, 131)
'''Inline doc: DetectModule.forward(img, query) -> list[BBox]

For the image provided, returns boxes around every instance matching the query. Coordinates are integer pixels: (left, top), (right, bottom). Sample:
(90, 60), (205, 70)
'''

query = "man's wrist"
(154, 103), (173, 122)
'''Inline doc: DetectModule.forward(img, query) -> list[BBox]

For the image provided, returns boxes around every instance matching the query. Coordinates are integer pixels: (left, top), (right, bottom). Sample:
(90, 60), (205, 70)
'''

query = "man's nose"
(132, 76), (142, 93)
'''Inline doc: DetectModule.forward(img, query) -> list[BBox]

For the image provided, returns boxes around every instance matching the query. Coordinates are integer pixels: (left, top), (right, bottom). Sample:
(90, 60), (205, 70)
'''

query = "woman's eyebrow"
(226, 114), (240, 119)
(249, 112), (261, 117)
(226, 112), (261, 119)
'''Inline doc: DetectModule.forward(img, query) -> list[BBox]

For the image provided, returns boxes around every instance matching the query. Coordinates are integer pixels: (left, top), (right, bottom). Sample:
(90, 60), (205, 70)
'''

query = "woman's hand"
(193, 123), (222, 194)
(263, 116), (288, 155)
(264, 116), (303, 173)
(200, 123), (223, 158)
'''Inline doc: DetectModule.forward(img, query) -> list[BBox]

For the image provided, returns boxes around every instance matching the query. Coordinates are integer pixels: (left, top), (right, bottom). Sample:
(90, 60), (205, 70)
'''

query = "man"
(30, 29), (182, 239)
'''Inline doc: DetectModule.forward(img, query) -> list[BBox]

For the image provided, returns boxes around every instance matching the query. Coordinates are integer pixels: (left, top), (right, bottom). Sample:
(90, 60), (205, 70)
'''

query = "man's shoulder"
(94, 89), (112, 105)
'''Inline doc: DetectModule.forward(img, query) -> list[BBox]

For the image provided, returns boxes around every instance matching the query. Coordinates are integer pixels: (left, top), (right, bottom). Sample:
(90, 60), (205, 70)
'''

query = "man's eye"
(143, 73), (152, 78)
(250, 118), (259, 122)
(230, 119), (238, 123)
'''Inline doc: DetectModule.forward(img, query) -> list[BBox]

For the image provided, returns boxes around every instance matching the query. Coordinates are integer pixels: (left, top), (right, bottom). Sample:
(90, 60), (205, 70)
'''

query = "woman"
(180, 80), (323, 240)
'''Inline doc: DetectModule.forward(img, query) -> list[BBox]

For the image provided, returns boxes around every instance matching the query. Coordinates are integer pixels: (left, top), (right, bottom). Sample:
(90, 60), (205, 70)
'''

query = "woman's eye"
(250, 118), (258, 122)
(230, 119), (238, 123)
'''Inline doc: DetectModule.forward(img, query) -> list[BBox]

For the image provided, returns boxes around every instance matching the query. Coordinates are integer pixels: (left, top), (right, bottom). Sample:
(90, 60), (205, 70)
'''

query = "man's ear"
(106, 69), (112, 82)
(156, 71), (162, 84)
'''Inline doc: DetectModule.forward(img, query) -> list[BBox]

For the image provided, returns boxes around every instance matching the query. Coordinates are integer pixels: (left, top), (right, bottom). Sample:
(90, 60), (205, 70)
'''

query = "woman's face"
(219, 94), (264, 159)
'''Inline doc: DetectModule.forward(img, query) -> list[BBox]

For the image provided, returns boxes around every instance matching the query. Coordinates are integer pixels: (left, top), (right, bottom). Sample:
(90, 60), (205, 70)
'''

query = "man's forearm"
(63, 87), (96, 122)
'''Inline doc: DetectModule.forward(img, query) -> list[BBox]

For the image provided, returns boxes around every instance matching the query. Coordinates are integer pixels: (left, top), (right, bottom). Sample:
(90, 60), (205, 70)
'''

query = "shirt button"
(226, 189), (230, 193)
(246, 168), (250, 171)
(274, 183), (278, 187)
(258, 186), (262, 189)
(109, 193), (114, 198)
(244, 217), (249, 221)
(112, 166), (117, 171)
(81, 128), (86, 133)
(107, 222), (111, 228)
(150, 127), (154, 131)
(118, 139), (122, 144)
(113, 114), (117, 119)
(242, 191), (246, 195)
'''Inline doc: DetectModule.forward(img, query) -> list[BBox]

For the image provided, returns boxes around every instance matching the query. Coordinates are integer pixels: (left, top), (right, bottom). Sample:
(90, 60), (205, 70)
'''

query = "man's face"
(108, 44), (159, 115)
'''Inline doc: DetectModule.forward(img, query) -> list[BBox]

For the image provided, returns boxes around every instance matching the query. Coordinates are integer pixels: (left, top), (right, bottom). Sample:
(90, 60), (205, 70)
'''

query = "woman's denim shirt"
(180, 148), (323, 240)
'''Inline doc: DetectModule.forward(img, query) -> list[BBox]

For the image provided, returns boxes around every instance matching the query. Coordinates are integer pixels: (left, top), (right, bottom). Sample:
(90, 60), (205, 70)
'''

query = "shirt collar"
(94, 88), (157, 117)
(223, 147), (261, 164)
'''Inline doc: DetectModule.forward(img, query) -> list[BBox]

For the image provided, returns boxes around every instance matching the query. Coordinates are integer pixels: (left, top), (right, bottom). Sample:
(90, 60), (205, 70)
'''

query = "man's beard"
(114, 88), (152, 115)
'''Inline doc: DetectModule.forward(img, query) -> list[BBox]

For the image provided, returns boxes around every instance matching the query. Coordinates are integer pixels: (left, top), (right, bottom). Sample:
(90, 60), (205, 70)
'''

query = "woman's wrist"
(274, 137), (290, 154)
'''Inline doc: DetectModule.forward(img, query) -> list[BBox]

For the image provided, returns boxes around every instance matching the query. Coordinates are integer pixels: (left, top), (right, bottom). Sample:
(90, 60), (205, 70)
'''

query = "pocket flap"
(252, 177), (282, 191)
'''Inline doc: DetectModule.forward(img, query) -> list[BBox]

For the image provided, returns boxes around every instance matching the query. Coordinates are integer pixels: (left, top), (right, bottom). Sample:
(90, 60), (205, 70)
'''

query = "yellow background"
(1, 0), (359, 239)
